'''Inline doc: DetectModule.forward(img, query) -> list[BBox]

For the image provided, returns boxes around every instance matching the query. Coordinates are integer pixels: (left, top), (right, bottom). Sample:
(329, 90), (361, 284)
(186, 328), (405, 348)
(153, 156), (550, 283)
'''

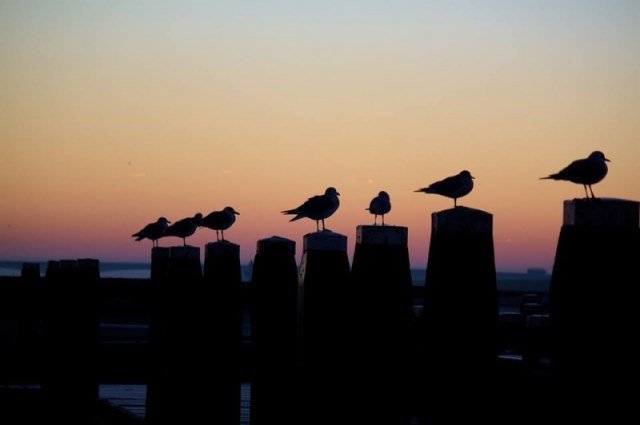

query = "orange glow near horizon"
(1, 2), (639, 271)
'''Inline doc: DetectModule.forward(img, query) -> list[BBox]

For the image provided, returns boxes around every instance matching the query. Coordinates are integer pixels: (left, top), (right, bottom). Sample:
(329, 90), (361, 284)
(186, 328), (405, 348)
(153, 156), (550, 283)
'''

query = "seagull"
(415, 170), (475, 208)
(131, 217), (171, 248)
(200, 207), (240, 241)
(366, 191), (391, 225)
(282, 187), (340, 232)
(166, 213), (202, 246)
(540, 151), (610, 199)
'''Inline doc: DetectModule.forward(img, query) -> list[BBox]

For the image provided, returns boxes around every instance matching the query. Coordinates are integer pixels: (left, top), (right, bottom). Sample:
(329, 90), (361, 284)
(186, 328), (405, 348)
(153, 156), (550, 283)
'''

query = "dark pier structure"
(350, 225), (413, 425)
(0, 198), (637, 423)
(250, 236), (298, 425)
(419, 207), (498, 422)
(549, 198), (640, 420)
(297, 230), (351, 424)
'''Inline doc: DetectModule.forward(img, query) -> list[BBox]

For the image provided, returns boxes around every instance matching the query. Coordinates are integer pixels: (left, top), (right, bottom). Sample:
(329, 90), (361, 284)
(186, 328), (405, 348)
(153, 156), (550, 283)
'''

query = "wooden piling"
(549, 198), (640, 420)
(297, 230), (350, 424)
(146, 246), (203, 424)
(42, 258), (99, 423)
(350, 225), (413, 424)
(202, 241), (242, 425)
(420, 207), (498, 421)
(250, 236), (298, 425)
(18, 263), (41, 341)
(17, 263), (41, 381)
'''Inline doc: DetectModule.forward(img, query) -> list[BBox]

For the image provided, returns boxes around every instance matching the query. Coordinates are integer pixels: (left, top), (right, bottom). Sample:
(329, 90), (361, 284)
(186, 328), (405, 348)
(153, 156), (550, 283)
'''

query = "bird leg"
(583, 185), (589, 199)
(374, 215), (378, 226)
(382, 215), (385, 226)
(589, 185), (596, 199)
(454, 198), (458, 208)
(221, 230), (225, 241)
(322, 219), (326, 231)
(182, 237), (186, 246)
(316, 220), (320, 232)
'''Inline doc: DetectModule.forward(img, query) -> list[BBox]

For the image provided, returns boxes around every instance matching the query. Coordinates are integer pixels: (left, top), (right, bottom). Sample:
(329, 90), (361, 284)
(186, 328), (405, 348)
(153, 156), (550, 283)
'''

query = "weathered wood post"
(350, 225), (413, 424)
(298, 230), (351, 423)
(146, 246), (203, 424)
(420, 207), (498, 422)
(146, 247), (169, 423)
(18, 263), (41, 355)
(15, 263), (41, 383)
(42, 258), (99, 422)
(549, 198), (640, 420)
(202, 240), (242, 425)
(250, 236), (298, 425)
(20, 262), (40, 280)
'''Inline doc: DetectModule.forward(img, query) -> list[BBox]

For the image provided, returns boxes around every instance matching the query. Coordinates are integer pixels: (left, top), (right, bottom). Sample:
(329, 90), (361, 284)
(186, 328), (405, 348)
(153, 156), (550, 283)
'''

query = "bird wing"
(544, 159), (586, 180)
(283, 194), (333, 215)
(166, 218), (188, 236)
(202, 211), (224, 227)
(301, 194), (334, 213)
(423, 175), (463, 194)
(368, 197), (379, 213)
(131, 222), (153, 238)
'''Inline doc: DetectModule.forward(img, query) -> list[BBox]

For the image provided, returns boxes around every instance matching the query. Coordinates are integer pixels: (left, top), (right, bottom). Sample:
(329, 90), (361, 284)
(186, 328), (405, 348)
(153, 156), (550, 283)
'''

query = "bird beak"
(234, 211), (240, 215)
(337, 192), (341, 196)
(471, 176), (476, 179)
(605, 158), (611, 162)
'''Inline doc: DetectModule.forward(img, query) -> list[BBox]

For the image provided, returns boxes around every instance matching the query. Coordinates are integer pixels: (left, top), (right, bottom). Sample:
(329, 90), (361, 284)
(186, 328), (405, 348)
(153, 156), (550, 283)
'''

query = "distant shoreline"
(0, 260), (549, 292)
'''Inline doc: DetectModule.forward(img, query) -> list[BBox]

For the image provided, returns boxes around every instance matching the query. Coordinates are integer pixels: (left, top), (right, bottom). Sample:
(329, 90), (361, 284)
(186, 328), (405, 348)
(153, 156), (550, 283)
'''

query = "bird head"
(157, 217), (171, 224)
(193, 213), (203, 223)
(460, 170), (475, 179)
(378, 191), (390, 199)
(590, 151), (610, 162)
(224, 206), (240, 215)
(326, 187), (340, 196)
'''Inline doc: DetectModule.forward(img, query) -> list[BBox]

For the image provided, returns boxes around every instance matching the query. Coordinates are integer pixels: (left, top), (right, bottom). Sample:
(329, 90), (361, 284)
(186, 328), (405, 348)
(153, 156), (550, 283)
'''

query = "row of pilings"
(10, 198), (640, 423)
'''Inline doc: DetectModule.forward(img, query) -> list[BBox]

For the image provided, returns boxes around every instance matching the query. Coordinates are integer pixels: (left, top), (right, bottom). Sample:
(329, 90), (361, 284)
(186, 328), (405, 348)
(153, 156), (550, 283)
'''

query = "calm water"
(100, 383), (251, 423)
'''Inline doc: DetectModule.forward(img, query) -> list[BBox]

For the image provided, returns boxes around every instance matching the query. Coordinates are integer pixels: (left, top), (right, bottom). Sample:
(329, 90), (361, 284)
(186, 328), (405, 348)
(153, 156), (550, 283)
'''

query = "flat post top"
(563, 198), (639, 227)
(356, 225), (408, 246)
(257, 236), (295, 256)
(432, 206), (493, 234)
(169, 246), (201, 259)
(303, 230), (348, 251)
(205, 240), (240, 257)
(22, 262), (40, 272)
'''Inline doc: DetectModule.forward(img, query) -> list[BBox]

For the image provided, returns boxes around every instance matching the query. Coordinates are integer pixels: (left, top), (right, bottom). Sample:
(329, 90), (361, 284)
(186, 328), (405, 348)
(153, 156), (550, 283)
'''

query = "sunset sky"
(1, 1), (639, 271)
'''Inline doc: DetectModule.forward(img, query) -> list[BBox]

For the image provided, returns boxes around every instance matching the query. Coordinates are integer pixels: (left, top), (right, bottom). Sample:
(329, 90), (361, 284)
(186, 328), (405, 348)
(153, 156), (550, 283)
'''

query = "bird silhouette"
(415, 170), (475, 208)
(282, 187), (340, 232)
(366, 191), (391, 225)
(541, 151), (610, 199)
(131, 217), (170, 247)
(200, 207), (240, 241)
(166, 213), (202, 246)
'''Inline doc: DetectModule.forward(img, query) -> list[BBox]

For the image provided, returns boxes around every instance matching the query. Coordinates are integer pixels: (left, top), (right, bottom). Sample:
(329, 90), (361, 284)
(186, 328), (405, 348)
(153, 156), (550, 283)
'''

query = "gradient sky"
(1, 1), (639, 271)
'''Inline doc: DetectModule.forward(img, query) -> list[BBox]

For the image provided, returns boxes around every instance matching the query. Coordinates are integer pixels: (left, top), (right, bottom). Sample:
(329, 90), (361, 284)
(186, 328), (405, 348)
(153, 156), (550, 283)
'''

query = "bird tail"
(540, 174), (558, 180)
(414, 188), (432, 193)
(281, 209), (297, 215)
(289, 214), (304, 222)
(365, 207), (370, 211)
(131, 233), (144, 241)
